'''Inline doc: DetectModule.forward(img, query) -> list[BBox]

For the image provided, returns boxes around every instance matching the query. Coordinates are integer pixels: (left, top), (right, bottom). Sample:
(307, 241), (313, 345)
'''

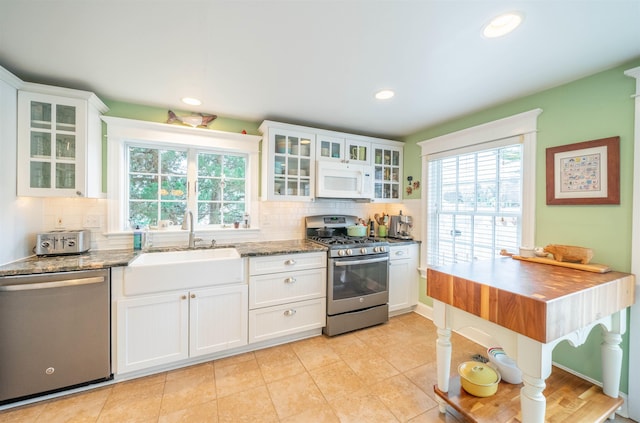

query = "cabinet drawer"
(249, 298), (326, 343)
(389, 245), (411, 260)
(250, 268), (326, 309)
(250, 252), (326, 275)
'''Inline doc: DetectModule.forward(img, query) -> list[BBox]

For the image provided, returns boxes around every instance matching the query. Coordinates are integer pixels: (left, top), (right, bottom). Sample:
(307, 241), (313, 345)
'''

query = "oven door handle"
(334, 256), (389, 267)
(0, 276), (105, 292)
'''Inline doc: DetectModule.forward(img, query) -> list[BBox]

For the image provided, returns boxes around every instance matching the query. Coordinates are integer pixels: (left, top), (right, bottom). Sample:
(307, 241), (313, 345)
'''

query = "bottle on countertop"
(133, 225), (142, 250)
(369, 218), (375, 237)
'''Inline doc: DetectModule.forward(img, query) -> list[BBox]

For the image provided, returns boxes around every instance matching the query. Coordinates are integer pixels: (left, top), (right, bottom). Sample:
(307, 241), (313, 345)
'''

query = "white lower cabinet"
(249, 252), (326, 343)
(117, 284), (247, 374)
(388, 243), (419, 313)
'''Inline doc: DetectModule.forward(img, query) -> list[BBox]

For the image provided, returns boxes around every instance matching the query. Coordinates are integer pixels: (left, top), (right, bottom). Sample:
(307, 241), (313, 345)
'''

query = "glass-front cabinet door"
(317, 135), (370, 165)
(270, 128), (314, 200)
(373, 144), (402, 202)
(18, 91), (88, 197)
(345, 139), (370, 165)
(316, 134), (343, 161)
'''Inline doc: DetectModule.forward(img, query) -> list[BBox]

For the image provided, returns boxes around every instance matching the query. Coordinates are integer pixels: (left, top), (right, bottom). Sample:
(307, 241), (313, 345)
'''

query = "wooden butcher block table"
(427, 257), (635, 423)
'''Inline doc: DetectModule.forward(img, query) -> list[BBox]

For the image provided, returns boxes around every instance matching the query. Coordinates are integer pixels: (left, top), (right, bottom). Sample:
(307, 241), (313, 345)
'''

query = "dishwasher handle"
(0, 276), (105, 292)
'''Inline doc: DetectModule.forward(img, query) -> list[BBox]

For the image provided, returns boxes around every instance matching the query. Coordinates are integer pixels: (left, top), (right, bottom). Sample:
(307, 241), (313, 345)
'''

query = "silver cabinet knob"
(283, 309), (296, 317)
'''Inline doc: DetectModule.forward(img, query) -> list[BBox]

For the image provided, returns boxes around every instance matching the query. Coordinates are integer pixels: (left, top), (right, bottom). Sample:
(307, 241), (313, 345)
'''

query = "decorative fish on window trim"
(167, 110), (217, 128)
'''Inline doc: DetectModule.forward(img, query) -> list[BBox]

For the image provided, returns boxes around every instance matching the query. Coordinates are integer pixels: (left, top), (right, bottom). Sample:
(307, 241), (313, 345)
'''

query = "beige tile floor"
(0, 313), (635, 423)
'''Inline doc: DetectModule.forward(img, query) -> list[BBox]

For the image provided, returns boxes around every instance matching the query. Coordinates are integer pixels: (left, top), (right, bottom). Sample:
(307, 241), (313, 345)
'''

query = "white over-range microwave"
(316, 161), (373, 200)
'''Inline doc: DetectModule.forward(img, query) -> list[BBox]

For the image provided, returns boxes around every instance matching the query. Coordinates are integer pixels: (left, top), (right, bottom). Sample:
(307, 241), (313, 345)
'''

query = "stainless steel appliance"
(388, 211), (413, 240)
(0, 269), (111, 404)
(306, 215), (389, 336)
(36, 229), (91, 256)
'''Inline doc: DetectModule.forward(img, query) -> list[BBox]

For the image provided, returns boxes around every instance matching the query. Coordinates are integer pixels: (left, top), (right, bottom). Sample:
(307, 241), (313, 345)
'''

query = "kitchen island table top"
(427, 257), (634, 343)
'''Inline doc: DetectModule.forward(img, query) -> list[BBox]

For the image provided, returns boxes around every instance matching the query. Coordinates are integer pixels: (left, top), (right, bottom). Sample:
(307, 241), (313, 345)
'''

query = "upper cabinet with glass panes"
(372, 142), (404, 203)
(316, 134), (370, 165)
(259, 122), (315, 201)
(17, 84), (108, 198)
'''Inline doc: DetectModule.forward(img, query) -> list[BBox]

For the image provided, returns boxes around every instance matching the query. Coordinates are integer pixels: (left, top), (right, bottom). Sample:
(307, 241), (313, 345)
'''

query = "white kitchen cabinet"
(259, 123), (315, 201)
(248, 252), (326, 343)
(117, 284), (248, 373)
(316, 133), (370, 165)
(388, 243), (419, 314)
(117, 291), (189, 373)
(372, 142), (404, 202)
(259, 120), (403, 202)
(189, 285), (248, 357)
(17, 84), (108, 198)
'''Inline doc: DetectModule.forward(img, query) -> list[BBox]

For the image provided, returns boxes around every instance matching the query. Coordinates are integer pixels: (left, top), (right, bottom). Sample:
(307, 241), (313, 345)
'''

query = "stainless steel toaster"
(36, 230), (91, 256)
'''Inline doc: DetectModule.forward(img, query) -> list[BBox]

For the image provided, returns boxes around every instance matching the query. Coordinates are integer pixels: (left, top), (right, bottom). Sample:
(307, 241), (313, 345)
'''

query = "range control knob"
(374, 246), (386, 253)
(360, 247), (367, 254)
(338, 249), (346, 257)
(346, 249), (353, 256)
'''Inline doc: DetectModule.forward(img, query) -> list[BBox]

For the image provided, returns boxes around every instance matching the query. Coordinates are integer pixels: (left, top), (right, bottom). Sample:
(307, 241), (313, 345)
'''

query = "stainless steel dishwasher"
(0, 269), (112, 404)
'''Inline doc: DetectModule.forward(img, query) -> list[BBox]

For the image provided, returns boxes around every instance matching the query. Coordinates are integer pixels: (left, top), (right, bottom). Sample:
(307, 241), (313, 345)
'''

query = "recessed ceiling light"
(375, 90), (395, 100)
(483, 12), (523, 38)
(181, 97), (202, 106)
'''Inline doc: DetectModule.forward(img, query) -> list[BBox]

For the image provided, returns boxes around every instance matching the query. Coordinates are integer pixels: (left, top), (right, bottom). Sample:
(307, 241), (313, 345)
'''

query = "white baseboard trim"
(411, 303), (629, 418)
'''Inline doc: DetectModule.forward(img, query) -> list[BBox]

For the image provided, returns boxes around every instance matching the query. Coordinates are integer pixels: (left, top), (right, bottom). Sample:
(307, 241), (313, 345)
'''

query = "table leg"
(520, 374), (547, 423)
(517, 335), (553, 423)
(602, 311), (625, 399)
(436, 327), (452, 389)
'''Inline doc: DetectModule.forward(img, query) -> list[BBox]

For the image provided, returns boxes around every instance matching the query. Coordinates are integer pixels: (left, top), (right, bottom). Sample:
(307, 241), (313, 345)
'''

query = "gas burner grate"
(308, 235), (387, 246)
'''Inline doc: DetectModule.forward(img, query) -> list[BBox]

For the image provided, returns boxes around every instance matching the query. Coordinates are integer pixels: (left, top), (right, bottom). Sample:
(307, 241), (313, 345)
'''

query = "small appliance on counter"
(35, 230), (91, 256)
(388, 211), (413, 240)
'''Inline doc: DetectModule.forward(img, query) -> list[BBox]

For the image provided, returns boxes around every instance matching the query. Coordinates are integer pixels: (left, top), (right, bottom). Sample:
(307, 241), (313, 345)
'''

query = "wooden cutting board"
(512, 255), (611, 273)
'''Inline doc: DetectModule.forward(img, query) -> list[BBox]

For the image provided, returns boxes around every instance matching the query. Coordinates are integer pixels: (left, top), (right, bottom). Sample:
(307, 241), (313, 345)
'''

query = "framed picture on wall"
(546, 136), (620, 205)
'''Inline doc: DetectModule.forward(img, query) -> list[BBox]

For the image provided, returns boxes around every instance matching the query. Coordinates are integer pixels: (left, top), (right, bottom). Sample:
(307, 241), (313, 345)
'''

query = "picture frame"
(546, 136), (620, 205)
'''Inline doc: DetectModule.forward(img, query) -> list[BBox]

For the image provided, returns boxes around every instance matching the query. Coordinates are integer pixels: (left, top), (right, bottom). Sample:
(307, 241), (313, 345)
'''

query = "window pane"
(129, 147), (158, 173)
(160, 202), (186, 224)
(160, 176), (187, 200)
(428, 144), (522, 266)
(198, 202), (221, 225)
(130, 175), (158, 200)
(129, 201), (157, 227)
(198, 178), (221, 201)
(224, 179), (245, 201)
(225, 156), (246, 178)
(196, 152), (247, 226)
(161, 150), (187, 175)
(198, 153), (222, 177)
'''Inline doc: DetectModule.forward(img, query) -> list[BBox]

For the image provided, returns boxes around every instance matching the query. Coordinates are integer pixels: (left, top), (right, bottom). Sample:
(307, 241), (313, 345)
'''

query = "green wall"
(404, 58), (640, 394)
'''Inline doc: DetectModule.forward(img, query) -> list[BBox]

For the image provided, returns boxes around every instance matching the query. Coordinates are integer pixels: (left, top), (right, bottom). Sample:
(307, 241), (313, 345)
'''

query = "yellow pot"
(458, 361), (501, 397)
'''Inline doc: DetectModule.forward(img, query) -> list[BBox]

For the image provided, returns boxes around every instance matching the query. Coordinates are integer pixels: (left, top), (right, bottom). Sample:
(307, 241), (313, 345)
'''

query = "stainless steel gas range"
(306, 215), (389, 336)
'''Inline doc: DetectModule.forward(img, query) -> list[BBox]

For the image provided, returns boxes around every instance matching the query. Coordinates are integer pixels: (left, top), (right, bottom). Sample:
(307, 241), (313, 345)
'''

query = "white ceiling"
(1, 1), (639, 139)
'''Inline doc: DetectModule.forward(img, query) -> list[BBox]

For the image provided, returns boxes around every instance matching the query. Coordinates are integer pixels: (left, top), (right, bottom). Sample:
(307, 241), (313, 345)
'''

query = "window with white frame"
(418, 109), (541, 268)
(127, 145), (247, 228)
(103, 117), (260, 233)
(427, 142), (522, 265)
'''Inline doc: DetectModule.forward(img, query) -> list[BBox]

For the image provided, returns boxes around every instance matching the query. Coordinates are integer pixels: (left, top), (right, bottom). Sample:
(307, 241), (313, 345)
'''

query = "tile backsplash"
(42, 197), (422, 251)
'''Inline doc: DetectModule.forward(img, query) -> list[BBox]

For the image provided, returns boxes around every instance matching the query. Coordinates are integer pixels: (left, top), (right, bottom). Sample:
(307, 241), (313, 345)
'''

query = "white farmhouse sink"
(130, 248), (240, 266)
(124, 248), (244, 295)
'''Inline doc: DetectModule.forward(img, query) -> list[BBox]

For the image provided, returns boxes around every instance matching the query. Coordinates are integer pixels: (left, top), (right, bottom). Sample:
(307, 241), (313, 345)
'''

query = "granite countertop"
(0, 239), (328, 277)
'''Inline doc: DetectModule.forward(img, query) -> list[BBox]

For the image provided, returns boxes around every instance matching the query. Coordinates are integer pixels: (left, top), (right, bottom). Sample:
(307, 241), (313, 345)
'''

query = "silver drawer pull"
(284, 259), (296, 265)
(283, 309), (296, 316)
(395, 250), (405, 256)
(284, 277), (296, 284)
